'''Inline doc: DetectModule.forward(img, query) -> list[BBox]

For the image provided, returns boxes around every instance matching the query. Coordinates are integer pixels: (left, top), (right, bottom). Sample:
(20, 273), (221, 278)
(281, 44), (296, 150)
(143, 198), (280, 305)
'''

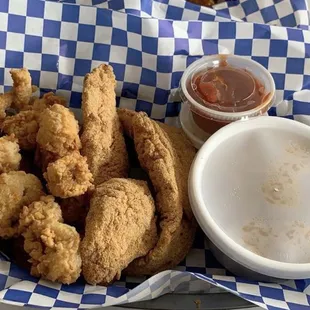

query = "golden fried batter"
(10, 68), (33, 110)
(118, 110), (197, 275)
(81, 178), (158, 285)
(44, 152), (93, 198)
(0, 171), (44, 238)
(81, 64), (128, 185)
(2, 110), (39, 150)
(37, 104), (81, 158)
(20, 196), (82, 284)
(31, 92), (67, 113)
(0, 134), (21, 173)
(19, 196), (62, 231)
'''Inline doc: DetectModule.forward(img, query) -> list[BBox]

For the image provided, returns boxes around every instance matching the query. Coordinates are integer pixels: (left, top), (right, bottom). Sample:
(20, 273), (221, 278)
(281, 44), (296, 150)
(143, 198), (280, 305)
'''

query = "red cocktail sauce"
(187, 59), (271, 134)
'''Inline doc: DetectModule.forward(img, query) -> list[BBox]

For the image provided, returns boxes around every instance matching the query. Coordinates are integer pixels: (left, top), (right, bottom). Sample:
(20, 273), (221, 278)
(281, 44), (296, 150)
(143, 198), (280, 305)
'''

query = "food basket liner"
(1, 0), (310, 309)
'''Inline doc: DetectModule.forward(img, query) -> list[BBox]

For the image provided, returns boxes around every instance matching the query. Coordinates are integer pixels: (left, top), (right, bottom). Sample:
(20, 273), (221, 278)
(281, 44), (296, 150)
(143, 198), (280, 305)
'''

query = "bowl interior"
(194, 117), (310, 265)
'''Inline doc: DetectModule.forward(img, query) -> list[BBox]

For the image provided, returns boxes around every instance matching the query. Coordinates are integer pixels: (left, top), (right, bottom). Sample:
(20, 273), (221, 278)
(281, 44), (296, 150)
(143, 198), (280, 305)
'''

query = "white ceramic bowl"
(189, 116), (310, 279)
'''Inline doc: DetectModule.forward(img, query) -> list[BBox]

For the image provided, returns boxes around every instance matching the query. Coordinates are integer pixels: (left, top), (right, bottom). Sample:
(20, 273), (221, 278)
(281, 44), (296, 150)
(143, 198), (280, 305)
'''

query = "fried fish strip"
(81, 178), (158, 285)
(19, 196), (81, 284)
(0, 134), (21, 173)
(81, 64), (128, 185)
(118, 109), (197, 275)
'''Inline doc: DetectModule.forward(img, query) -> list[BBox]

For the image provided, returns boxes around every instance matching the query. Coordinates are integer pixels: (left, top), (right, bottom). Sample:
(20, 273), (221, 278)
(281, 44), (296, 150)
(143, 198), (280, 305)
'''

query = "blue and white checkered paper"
(1, 0), (310, 309)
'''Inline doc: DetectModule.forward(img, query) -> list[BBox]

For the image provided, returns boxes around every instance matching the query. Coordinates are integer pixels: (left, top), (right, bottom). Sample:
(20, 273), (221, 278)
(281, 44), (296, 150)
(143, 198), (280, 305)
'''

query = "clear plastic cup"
(179, 54), (275, 135)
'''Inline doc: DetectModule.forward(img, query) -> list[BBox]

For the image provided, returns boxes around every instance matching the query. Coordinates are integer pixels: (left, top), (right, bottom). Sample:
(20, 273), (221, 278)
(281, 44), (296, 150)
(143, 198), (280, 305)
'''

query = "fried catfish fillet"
(81, 178), (157, 285)
(118, 109), (197, 275)
(81, 64), (128, 185)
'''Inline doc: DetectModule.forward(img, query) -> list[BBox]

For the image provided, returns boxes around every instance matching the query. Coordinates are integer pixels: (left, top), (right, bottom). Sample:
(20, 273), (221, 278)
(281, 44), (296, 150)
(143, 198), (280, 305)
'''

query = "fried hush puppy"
(81, 64), (128, 185)
(0, 171), (45, 238)
(118, 109), (197, 276)
(19, 196), (82, 284)
(81, 178), (158, 285)
(0, 134), (22, 173)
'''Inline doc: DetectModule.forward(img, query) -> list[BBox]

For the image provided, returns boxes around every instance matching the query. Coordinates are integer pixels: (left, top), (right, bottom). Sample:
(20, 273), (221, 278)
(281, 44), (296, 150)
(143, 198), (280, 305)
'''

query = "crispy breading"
(10, 68), (33, 110)
(44, 152), (93, 198)
(2, 110), (39, 150)
(20, 196), (82, 284)
(37, 104), (81, 159)
(36, 104), (93, 198)
(81, 178), (158, 285)
(81, 64), (128, 185)
(19, 196), (62, 232)
(118, 109), (197, 275)
(0, 134), (21, 173)
(0, 171), (45, 238)
(31, 92), (67, 113)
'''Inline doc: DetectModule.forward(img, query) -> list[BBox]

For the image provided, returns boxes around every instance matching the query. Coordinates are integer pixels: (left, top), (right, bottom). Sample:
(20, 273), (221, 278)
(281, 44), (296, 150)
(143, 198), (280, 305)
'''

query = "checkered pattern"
(1, 0), (310, 309)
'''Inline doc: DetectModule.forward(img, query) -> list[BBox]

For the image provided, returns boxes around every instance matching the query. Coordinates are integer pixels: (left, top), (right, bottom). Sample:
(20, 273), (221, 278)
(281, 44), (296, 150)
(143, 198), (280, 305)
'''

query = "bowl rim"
(189, 116), (310, 279)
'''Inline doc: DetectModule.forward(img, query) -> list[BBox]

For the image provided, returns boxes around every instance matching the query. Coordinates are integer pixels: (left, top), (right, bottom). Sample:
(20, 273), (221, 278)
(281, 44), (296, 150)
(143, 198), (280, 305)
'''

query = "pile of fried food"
(0, 64), (197, 285)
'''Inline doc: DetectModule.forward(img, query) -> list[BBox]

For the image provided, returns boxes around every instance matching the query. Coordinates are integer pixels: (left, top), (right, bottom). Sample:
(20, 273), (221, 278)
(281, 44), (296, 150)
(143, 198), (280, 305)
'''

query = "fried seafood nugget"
(2, 110), (39, 150)
(81, 178), (158, 285)
(20, 196), (82, 284)
(0, 134), (21, 173)
(37, 104), (81, 159)
(44, 152), (93, 198)
(118, 110), (197, 275)
(19, 196), (62, 231)
(0, 171), (44, 238)
(0, 92), (13, 123)
(81, 64), (128, 185)
(10, 68), (33, 110)
(31, 92), (67, 113)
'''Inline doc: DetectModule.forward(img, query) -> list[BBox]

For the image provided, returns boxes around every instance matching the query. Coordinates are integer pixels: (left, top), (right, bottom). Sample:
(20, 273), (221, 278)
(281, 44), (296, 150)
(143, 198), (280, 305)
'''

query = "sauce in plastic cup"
(179, 55), (275, 135)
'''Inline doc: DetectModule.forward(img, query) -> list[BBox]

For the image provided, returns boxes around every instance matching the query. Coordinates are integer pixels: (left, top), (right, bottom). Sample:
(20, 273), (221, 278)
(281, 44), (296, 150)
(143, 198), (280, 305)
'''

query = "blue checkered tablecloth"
(1, 0), (310, 309)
